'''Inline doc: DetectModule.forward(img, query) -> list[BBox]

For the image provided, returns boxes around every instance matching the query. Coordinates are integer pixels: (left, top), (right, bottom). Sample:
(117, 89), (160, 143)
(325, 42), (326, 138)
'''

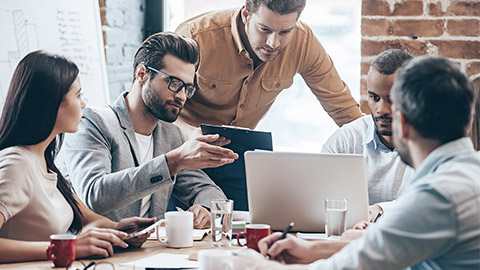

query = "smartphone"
(124, 220), (163, 239)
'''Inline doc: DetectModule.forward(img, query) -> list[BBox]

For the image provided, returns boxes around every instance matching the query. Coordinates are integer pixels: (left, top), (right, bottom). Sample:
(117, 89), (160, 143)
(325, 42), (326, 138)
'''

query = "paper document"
(121, 253), (198, 269)
(232, 210), (251, 222)
(150, 227), (210, 241)
(296, 232), (341, 241)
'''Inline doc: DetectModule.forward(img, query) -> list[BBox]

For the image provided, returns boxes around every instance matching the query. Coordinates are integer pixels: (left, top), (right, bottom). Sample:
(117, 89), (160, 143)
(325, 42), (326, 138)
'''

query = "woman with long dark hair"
(0, 51), (155, 263)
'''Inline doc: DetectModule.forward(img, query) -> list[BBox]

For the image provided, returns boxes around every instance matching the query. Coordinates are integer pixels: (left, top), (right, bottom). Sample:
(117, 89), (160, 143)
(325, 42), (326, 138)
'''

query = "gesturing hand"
(166, 134), (239, 175)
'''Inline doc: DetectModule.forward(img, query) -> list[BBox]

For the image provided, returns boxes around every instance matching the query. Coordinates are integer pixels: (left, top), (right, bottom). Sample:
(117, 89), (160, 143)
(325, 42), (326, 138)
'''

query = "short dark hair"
(392, 56), (473, 143)
(370, 49), (413, 75)
(133, 31), (199, 81)
(0, 50), (83, 233)
(245, 0), (306, 15)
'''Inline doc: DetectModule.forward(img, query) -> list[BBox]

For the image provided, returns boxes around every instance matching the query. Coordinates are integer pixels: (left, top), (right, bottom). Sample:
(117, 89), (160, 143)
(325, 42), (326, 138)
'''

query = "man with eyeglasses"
(57, 32), (238, 228)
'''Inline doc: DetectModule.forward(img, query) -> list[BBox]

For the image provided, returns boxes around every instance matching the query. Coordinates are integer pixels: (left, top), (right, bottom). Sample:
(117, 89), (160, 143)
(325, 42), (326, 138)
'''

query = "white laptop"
(244, 151), (369, 232)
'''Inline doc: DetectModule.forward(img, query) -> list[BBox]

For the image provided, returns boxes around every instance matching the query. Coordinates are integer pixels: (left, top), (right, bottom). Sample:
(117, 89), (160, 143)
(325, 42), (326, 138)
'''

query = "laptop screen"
(245, 151), (369, 232)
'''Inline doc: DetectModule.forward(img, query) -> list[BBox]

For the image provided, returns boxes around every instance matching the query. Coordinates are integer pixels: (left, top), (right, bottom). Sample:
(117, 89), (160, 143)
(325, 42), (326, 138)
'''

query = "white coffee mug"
(198, 249), (233, 270)
(157, 211), (193, 248)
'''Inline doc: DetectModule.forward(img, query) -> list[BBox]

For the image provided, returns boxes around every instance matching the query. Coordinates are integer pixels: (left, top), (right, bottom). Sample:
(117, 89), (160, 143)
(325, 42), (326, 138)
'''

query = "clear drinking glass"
(325, 199), (347, 237)
(211, 199), (234, 247)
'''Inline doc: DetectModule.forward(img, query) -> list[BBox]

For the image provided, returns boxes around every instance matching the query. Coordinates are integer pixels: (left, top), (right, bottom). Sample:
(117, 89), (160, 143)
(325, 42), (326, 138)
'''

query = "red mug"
(46, 234), (77, 267)
(237, 224), (271, 252)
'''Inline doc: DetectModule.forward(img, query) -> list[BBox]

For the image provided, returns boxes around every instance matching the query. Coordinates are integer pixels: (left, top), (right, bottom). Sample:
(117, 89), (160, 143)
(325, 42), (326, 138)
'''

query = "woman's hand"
(76, 227), (128, 259)
(115, 217), (156, 248)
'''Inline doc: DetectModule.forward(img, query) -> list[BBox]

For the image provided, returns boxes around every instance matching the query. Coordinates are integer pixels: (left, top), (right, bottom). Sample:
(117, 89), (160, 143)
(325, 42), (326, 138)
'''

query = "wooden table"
(0, 237), (243, 269)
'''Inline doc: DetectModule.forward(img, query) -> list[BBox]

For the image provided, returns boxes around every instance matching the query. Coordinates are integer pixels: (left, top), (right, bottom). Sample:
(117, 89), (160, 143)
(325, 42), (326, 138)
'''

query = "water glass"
(211, 199), (233, 247)
(325, 199), (347, 237)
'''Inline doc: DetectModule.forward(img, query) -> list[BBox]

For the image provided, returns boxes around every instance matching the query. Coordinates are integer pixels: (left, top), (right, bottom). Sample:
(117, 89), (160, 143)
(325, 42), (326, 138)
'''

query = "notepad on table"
(149, 227), (210, 241)
(296, 232), (341, 241)
(121, 253), (198, 269)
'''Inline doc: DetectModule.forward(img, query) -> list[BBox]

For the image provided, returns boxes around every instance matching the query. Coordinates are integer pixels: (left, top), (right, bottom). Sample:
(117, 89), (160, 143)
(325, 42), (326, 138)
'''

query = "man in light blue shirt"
(322, 49), (414, 218)
(234, 57), (480, 269)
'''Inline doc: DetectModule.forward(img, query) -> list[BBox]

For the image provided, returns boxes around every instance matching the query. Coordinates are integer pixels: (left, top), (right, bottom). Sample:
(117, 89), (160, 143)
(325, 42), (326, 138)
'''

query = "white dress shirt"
(322, 115), (413, 207)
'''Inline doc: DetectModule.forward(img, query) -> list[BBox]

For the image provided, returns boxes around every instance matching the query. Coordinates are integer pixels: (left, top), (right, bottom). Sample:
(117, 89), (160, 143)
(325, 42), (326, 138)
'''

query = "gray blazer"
(57, 92), (226, 221)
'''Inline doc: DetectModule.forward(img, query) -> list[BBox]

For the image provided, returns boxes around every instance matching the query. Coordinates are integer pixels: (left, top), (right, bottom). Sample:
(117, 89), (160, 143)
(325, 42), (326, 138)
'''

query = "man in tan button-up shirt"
(174, 0), (363, 210)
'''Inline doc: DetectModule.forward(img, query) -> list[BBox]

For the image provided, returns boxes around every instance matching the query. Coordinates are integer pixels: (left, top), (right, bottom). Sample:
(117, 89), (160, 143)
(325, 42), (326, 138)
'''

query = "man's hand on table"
(368, 204), (383, 223)
(188, 204), (210, 229)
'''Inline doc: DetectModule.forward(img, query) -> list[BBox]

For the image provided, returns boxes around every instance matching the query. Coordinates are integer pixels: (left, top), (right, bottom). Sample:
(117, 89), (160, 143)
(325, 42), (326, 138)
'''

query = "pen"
(266, 222), (294, 260)
(176, 206), (185, 212)
(374, 212), (382, 222)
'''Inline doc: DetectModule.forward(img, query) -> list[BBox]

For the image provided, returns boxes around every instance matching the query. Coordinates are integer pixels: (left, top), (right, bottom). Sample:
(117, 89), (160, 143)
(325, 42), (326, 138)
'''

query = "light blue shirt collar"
(363, 117), (392, 152)
(406, 137), (475, 187)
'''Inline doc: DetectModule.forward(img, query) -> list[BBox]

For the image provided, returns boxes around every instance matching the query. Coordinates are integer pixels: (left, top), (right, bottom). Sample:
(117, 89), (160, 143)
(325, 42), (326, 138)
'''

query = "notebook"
(244, 151), (369, 232)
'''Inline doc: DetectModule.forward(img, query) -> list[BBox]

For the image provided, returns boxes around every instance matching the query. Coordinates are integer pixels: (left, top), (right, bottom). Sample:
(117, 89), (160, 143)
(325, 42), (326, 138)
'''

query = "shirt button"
(212, 84), (216, 89)
(231, 122), (237, 125)
(239, 104), (244, 108)
(247, 64), (252, 69)
(244, 80), (248, 85)
(276, 82), (281, 88)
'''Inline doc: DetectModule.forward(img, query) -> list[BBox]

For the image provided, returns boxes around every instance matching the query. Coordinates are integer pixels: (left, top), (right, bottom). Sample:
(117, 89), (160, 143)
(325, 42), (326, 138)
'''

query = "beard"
(142, 82), (182, 123)
(245, 23), (284, 62)
(253, 45), (282, 62)
(393, 121), (413, 167)
(377, 129), (393, 136)
(396, 139), (413, 168)
(372, 114), (393, 136)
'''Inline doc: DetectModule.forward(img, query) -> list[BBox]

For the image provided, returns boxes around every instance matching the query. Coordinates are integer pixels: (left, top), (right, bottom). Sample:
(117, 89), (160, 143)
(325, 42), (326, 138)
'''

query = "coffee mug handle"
(46, 243), (56, 261)
(156, 219), (166, 243)
(236, 231), (248, 247)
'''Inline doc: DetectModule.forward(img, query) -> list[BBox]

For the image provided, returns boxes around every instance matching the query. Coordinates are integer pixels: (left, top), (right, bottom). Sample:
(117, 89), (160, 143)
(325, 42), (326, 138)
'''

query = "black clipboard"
(200, 124), (272, 210)
(200, 123), (272, 179)
(200, 124), (273, 154)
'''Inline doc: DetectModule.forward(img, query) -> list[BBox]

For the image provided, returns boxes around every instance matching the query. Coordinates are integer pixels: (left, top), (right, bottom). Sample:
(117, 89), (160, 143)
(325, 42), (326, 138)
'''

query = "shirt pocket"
(257, 77), (294, 108)
(197, 75), (238, 106)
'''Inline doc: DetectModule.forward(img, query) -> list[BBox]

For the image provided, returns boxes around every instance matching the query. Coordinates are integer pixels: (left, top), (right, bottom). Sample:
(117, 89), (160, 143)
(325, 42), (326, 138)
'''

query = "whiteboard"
(0, 0), (109, 107)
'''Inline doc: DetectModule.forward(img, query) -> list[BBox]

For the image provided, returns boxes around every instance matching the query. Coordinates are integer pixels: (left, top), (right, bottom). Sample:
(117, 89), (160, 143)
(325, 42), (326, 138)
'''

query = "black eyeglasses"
(146, 66), (198, 98)
(66, 260), (114, 270)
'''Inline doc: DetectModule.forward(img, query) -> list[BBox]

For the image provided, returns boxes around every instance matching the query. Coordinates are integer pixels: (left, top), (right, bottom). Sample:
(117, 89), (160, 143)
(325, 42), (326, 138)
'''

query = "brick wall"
(98, 0), (478, 107)
(360, 0), (480, 112)
(99, 0), (145, 102)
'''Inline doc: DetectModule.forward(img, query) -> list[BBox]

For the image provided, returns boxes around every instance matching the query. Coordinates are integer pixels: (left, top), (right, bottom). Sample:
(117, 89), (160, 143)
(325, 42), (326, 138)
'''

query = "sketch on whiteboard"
(0, 9), (40, 101)
(0, 0), (109, 109)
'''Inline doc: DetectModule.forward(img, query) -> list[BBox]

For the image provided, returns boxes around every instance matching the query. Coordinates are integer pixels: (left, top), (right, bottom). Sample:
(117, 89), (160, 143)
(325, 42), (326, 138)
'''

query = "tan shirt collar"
(231, 8), (247, 54)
